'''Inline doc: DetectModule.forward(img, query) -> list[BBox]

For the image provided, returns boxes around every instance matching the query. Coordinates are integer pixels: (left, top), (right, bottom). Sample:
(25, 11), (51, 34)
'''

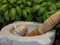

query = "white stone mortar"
(0, 21), (56, 45)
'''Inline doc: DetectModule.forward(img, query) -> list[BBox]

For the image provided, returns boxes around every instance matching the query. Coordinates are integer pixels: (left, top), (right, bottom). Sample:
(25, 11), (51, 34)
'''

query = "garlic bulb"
(13, 25), (28, 36)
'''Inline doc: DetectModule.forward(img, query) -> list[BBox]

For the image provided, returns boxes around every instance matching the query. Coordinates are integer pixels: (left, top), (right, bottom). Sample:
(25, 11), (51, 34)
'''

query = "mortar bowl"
(0, 21), (56, 45)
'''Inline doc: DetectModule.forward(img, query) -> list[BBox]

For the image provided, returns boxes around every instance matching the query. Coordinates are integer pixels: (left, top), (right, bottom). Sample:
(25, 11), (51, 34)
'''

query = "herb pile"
(0, 0), (60, 28)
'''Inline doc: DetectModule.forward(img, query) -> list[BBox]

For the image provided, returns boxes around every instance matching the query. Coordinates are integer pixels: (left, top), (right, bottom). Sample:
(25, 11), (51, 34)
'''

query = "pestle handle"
(25, 10), (60, 36)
